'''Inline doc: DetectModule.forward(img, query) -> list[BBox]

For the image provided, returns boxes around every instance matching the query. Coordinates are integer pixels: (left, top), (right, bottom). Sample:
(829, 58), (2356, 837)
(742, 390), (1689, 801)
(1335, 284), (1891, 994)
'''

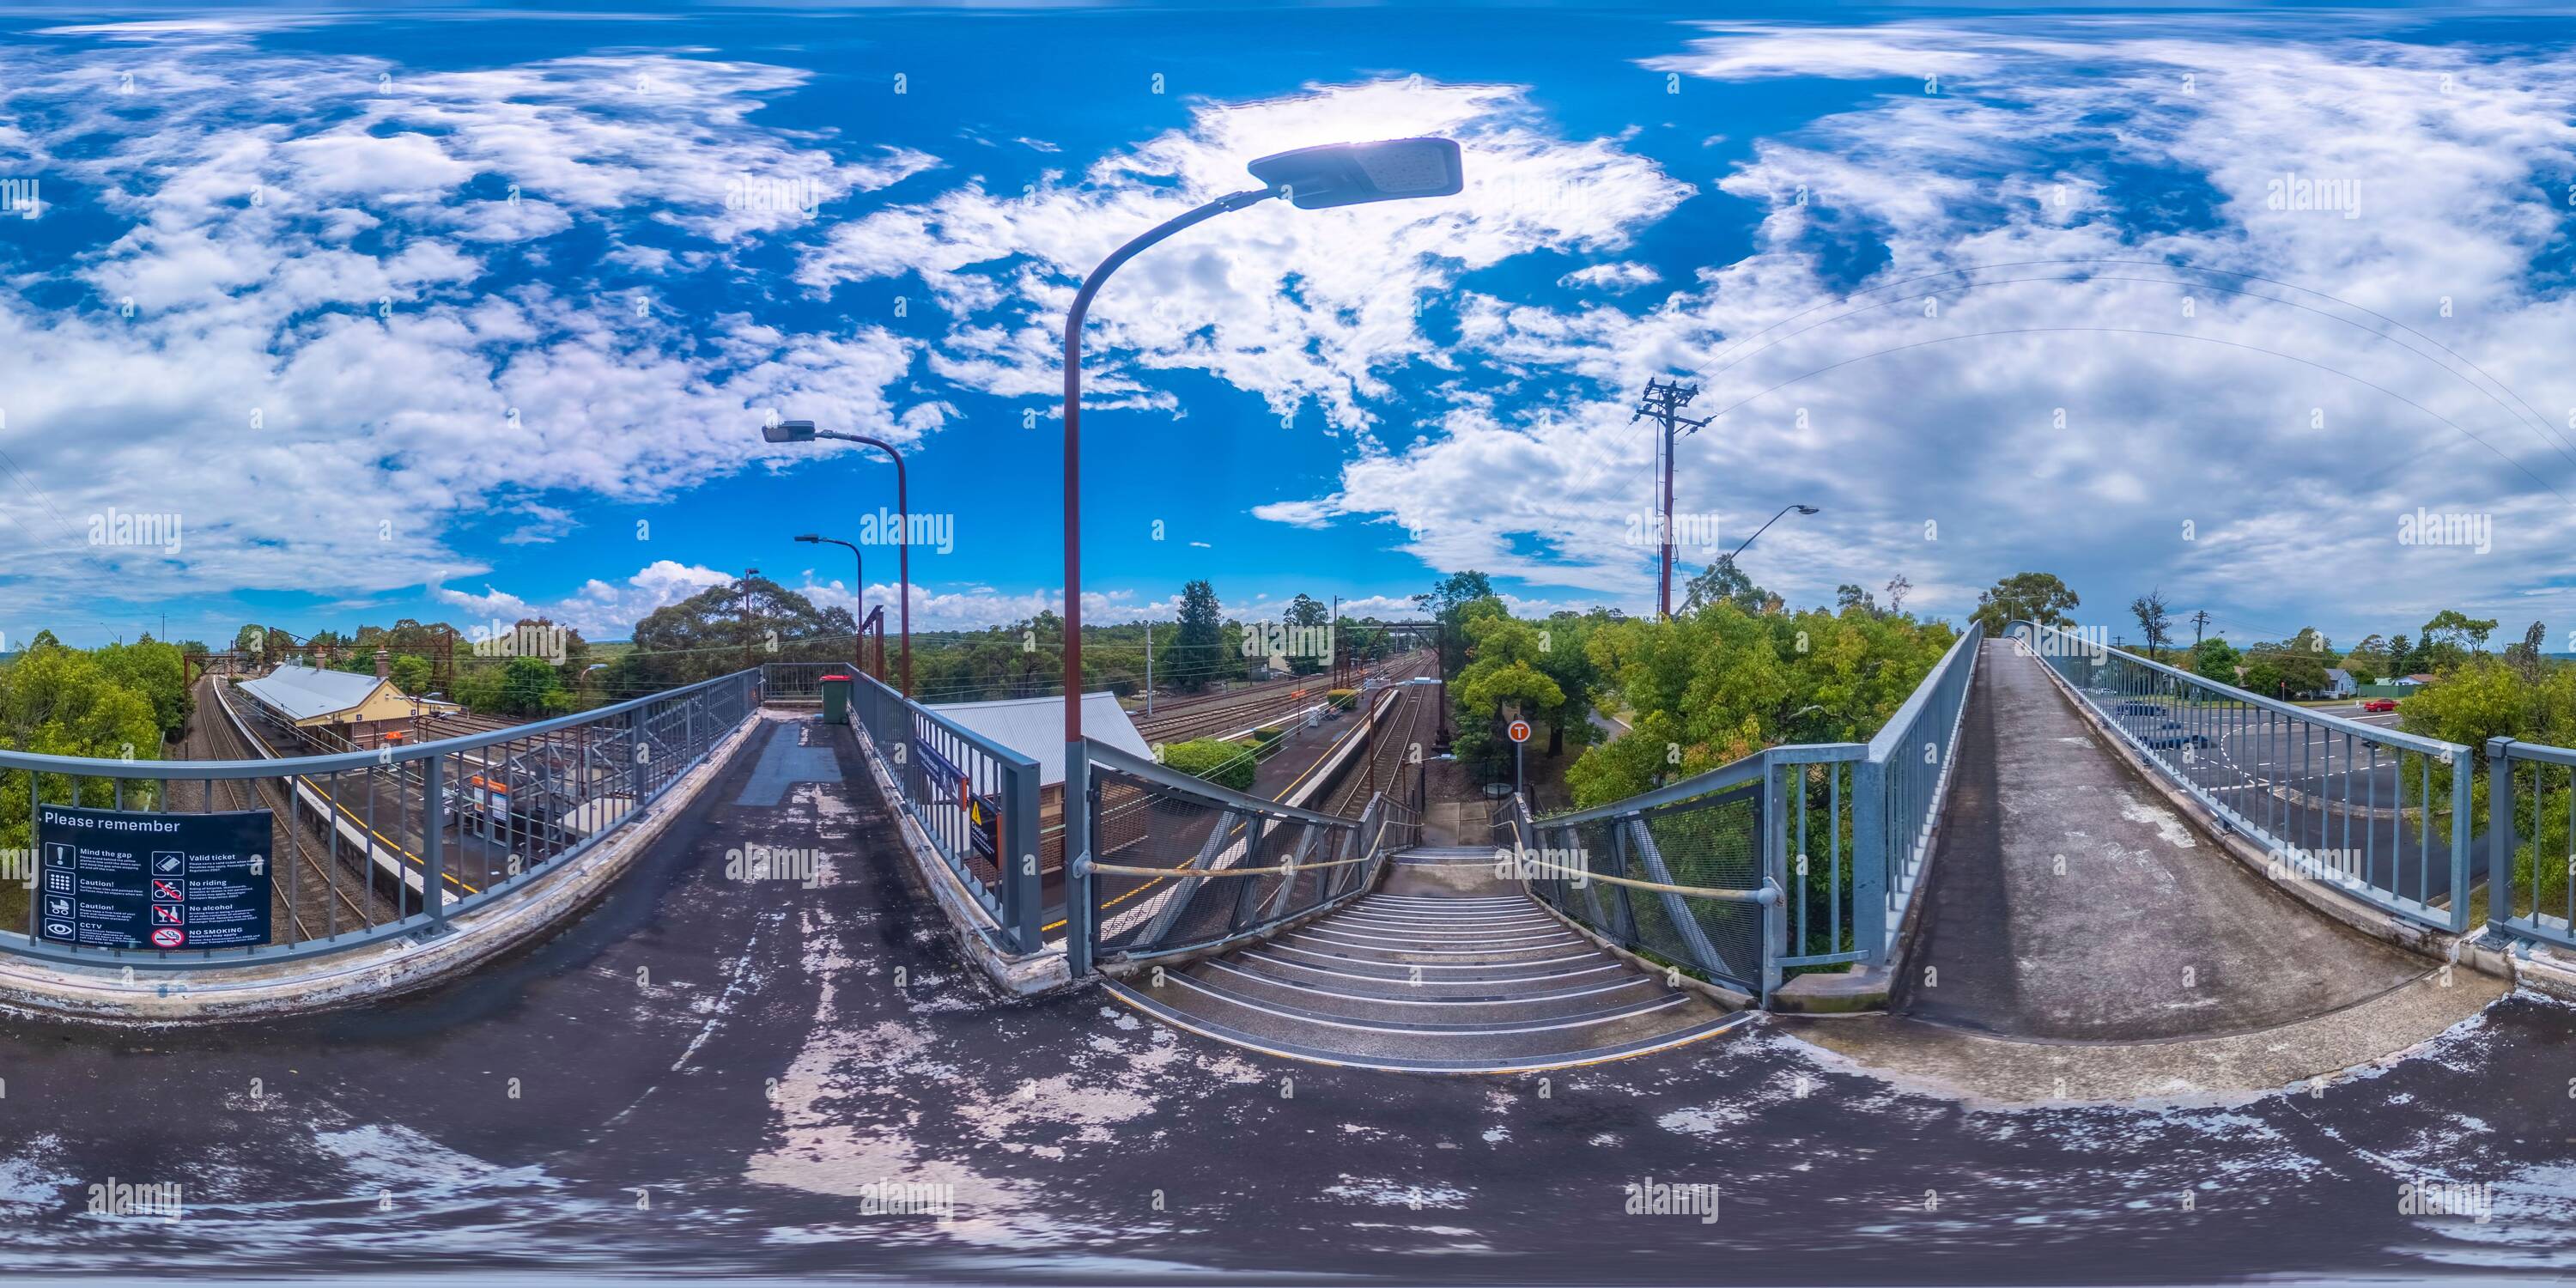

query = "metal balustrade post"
(1063, 739), (1094, 977)
(421, 753), (448, 933)
(1852, 756), (1889, 962)
(1002, 750), (1043, 953)
(2449, 750), (2474, 933)
(2486, 738), (2514, 936)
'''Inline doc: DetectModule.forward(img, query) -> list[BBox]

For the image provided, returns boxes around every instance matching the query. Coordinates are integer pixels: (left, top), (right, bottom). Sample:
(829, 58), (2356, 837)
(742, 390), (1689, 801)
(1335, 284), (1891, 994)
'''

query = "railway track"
(1135, 649), (1431, 745)
(175, 678), (401, 942)
(1325, 682), (1430, 819)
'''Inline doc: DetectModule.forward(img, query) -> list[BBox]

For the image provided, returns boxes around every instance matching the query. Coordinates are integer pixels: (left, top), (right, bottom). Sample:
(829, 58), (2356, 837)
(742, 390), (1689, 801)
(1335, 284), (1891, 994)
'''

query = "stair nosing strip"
(1236, 950), (1631, 987)
(1161, 971), (1691, 1036)
(1100, 979), (1756, 1074)
(1202, 958), (1659, 1006)
(1264, 942), (1611, 970)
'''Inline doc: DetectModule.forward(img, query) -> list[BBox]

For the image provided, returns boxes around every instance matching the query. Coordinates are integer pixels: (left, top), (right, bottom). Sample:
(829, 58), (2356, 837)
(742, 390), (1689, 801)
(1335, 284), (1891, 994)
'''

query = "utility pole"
(1631, 378), (1712, 619)
(2190, 609), (2211, 648)
(1143, 620), (1153, 718)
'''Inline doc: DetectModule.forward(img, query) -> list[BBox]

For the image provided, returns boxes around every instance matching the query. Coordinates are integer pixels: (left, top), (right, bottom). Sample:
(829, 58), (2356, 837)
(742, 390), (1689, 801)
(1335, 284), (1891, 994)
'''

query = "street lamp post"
(795, 533), (866, 670)
(1058, 137), (1463, 975)
(1695, 503), (1820, 611)
(762, 423), (914, 696)
(740, 568), (760, 671)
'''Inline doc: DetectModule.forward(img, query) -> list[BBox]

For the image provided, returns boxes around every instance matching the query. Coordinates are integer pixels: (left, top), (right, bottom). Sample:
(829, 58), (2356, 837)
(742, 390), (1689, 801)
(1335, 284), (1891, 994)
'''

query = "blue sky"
(3, 3), (2575, 652)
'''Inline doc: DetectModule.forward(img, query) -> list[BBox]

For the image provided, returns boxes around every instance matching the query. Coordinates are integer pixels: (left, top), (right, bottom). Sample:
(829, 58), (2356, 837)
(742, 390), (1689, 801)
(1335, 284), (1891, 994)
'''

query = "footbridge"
(835, 618), (2574, 1083)
(9, 647), (2576, 1273)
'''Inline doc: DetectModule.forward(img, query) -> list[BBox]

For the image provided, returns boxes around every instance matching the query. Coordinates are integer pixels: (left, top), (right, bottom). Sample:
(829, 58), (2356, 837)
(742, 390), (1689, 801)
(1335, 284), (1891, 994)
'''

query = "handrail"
(2008, 620), (2465, 758)
(1866, 623), (1983, 761)
(849, 670), (1040, 777)
(1082, 738), (1355, 830)
(1506, 856), (1774, 902)
(1540, 744), (1810, 828)
(0, 668), (765, 778)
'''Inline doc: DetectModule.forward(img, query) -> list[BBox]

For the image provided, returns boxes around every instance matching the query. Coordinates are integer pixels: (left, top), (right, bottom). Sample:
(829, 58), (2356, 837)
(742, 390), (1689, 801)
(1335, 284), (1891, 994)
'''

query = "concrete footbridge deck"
(1, 704), (2568, 1279)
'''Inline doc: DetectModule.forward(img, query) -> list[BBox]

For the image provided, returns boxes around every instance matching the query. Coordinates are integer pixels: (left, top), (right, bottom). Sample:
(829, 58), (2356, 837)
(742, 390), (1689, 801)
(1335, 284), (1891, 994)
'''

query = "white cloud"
(0, 44), (944, 630)
(798, 78), (1693, 434)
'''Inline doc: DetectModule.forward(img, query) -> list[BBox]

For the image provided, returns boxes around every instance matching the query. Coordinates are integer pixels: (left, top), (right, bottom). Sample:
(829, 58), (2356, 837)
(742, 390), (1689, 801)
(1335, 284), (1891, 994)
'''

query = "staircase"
(1100, 847), (1747, 1072)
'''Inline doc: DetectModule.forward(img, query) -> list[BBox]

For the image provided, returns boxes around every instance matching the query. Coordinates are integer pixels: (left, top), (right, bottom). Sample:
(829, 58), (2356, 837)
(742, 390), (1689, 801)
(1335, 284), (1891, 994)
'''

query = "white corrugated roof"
(925, 690), (1149, 788)
(240, 664), (393, 722)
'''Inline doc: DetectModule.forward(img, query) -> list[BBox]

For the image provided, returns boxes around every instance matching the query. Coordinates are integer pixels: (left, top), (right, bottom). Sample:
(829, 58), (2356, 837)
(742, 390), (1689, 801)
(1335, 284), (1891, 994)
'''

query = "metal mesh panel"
(1082, 756), (1408, 963)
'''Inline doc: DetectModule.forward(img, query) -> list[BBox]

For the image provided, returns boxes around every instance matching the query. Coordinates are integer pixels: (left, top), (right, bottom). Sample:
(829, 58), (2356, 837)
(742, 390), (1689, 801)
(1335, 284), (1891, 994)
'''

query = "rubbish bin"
(820, 673), (853, 726)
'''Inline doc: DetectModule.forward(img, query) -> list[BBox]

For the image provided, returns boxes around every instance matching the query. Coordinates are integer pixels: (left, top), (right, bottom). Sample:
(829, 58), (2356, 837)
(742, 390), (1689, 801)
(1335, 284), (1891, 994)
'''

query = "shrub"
(1327, 689), (1357, 710)
(1160, 738), (1254, 792)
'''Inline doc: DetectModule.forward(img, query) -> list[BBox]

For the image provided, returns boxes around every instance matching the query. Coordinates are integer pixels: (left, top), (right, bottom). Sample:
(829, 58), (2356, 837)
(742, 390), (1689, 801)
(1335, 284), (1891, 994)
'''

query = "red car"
(2360, 698), (2398, 714)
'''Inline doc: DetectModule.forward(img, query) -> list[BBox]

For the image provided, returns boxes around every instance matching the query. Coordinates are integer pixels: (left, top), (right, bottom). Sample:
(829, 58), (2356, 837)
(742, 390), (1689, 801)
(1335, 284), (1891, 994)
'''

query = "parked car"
(2144, 729), (2212, 750)
(2360, 697), (2398, 714)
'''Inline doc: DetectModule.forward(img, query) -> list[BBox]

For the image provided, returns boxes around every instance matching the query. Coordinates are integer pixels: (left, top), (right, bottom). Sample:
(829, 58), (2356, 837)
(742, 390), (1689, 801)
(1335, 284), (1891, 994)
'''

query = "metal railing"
(1502, 621), (1984, 1004)
(1068, 740), (1414, 971)
(762, 661), (844, 706)
(3, 669), (762, 970)
(843, 671), (1046, 952)
(2484, 738), (2576, 951)
(2014, 620), (2475, 933)
(1854, 620), (1984, 957)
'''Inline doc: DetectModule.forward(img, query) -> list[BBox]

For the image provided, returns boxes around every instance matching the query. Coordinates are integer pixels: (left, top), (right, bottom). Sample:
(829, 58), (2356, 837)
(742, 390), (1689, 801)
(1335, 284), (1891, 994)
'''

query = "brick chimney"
(374, 647), (390, 680)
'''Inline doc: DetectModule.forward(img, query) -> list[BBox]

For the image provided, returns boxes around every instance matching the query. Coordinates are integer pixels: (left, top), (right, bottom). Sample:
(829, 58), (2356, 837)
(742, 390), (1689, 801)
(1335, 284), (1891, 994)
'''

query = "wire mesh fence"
(1076, 741), (1413, 965)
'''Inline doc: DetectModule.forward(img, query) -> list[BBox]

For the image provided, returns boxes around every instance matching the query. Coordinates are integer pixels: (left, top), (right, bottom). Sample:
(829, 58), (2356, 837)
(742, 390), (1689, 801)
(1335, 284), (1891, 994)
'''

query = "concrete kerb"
(2021, 645), (2576, 1001)
(845, 709), (1070, 998)
(0, 705), (767, 1024)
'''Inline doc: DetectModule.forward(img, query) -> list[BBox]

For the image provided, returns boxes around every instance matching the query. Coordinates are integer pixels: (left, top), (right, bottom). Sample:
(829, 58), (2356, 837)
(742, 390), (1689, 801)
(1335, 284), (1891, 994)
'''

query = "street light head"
(794, 533), (821, 544)
(763, 419), (817, 444)
(1794, 504), (1820, 515)
(1246, 137), (1463, 210)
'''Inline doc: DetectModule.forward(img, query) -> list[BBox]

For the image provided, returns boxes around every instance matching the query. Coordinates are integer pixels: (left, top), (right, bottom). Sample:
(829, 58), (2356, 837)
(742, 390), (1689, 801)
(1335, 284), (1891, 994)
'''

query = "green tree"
(2241, 659), (2285, 699)
(1680, 555), (1771, 616)
(2189, 638), (2241, 683)
(1969, 572), (2080, 635)
(497, 654), (565, 716)
(1414, 570), (1499, 680)
(2129, 588), (2172, 663)
(1283, 593), (1331, 676)
(1161, 580), (1226, 693)
(0, 645), (164, 927)
(2506, 620), (2550, 680)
